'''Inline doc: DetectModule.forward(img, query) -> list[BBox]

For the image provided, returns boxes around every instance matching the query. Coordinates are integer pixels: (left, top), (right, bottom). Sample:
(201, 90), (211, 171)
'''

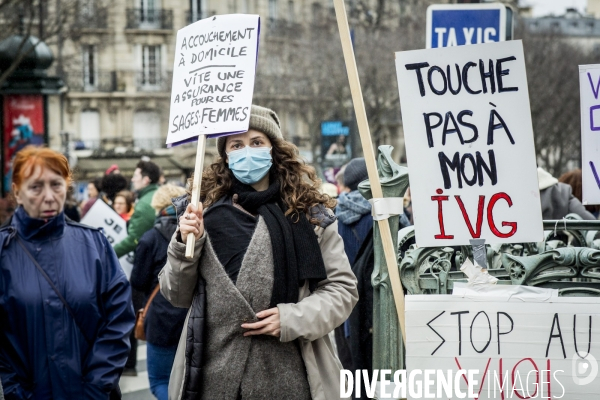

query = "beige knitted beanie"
(216, 105), (283, 158)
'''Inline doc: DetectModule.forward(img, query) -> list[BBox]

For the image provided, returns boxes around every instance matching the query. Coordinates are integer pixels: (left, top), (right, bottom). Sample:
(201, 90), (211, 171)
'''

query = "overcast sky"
(523, 0), (588, 17)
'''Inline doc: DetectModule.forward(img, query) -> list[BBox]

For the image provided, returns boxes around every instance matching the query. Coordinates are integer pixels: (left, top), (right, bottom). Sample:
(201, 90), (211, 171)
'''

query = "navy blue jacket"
(337, 214), (373, 266)
(130, 214), (188, 347)
(0, 207), (135, 400)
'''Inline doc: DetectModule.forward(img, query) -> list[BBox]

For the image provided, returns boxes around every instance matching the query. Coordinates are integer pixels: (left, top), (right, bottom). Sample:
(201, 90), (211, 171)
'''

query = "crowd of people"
(0, 104), (598, 400)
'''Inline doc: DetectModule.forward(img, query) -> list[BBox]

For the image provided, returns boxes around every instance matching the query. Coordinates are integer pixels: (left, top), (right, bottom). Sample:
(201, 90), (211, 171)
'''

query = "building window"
(288, 1), (294, 22)
(79, 110), (101, 149)
(312, 3), (322, 24)
(82, 45), (96, 90)
(80, 0), (95, 20)
(133, 111), (161, 148)
(189, 0), (206, 21)
(269, 0), (277, 21)
(141, 45), (161, 88)
(140, 0), (159, 27)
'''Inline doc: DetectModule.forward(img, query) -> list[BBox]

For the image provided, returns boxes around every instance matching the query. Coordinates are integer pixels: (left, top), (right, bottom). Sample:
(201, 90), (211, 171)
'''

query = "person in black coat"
(130, 184), (188, 400)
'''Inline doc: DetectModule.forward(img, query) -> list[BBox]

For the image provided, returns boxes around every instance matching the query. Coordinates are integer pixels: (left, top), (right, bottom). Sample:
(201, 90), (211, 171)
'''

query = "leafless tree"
(0, 0), (87, 86)
(255, 0), (434, 163)
(516, 23), (595, 177)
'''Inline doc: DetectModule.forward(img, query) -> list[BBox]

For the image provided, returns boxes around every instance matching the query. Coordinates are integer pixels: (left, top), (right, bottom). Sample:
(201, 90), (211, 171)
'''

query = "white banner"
(395, 40), (543, 247)
(80, 200), (134, 279)
(579, 64), (600, 205)
(406, 289), (600, 400)
(166, 14), (260, 146)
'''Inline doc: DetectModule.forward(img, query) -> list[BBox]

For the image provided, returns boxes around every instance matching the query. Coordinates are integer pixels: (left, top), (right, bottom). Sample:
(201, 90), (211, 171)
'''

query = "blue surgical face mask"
(227, 146), (273, 185)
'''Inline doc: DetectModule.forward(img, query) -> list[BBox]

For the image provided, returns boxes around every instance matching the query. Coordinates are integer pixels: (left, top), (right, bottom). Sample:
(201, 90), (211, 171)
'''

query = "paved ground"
(121, 343), (153, 399)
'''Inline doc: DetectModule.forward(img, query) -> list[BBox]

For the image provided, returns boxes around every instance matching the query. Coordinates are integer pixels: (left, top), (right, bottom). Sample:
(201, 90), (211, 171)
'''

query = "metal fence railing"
(135, 71), (172, 92)
(64, 71), (120, 92)
(126, 8), (173, 30)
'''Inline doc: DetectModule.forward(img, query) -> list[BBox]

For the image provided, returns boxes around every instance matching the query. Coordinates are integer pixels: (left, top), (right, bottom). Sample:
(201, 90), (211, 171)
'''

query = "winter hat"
(105, 164), (120, 175)
(537, 167), (558, 190)
(344, 157), (368, 191)
(217, 105), (283, 158)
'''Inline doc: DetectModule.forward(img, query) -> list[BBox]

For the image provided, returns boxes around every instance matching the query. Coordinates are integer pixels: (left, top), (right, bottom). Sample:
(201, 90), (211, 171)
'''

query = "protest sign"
(165, 14), (260, 257)
(81, 200), (134, 279)
(579, 64), (600, 205)
(166, 14), (260, 146)
(405, 290), (600, 399)
(395, 40), (543, 247)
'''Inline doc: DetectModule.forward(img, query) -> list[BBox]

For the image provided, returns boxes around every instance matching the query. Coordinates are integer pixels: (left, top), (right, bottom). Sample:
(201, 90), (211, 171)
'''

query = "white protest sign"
(166, 14), (260, 146)
(81, 200), (134, 279)
(395, 40), (543, 247)
(404, 292), (600, 400)
(579, 64), (600, 205)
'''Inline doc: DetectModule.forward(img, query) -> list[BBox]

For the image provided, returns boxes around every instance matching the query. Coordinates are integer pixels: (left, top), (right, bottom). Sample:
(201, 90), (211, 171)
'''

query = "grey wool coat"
(159, 208), (358, 400)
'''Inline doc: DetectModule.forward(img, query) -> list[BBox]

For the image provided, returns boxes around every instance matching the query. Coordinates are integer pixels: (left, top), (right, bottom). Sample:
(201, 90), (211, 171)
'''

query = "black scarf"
(231, 179), (327, 307)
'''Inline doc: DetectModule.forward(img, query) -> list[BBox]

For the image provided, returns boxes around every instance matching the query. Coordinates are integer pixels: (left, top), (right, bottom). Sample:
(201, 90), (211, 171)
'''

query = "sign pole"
(333, 0), (407, 344)
(185, 134), (206, 259)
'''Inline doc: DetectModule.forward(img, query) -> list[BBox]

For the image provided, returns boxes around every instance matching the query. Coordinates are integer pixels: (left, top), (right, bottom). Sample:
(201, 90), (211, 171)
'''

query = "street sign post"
(426, 3), (512, 49)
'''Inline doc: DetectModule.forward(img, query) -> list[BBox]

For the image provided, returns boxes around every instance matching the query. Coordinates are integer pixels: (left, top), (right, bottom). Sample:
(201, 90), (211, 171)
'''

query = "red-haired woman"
(0, 146), (135, 399)
(160, 106), (358, 400)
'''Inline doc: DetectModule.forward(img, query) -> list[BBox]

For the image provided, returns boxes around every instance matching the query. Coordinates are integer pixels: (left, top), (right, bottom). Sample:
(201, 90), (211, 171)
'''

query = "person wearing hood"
(335, 158), (373, 265)
(130, 184), (188, 400)
(538, 167), (595, 220)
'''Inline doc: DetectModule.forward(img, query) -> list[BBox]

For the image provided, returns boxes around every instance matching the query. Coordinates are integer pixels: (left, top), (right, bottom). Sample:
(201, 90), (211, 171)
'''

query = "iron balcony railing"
(186, 10), (211, 24)
(126, 8), (173, 30)
(73, 8), (109, 29)
(135, 71), (172, 92)
(64, 71), (120, 92)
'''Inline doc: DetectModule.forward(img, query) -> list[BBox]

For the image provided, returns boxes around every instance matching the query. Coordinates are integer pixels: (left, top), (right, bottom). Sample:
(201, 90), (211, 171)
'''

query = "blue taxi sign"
(426, 4), (509, 49)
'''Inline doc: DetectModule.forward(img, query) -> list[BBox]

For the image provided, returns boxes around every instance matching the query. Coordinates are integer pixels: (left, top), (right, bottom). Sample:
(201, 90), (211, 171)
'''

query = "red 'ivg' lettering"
(431, 191), (518, 240)
(432, 188), (454, 239)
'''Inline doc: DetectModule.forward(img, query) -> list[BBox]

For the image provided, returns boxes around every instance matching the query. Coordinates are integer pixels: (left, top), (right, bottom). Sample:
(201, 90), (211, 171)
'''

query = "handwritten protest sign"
(166, 14), (260, 146)
(81, 200), (134, 279)
(405, 290), (600, 399)
(579, 64), (600, 205)
(395, 40), (543, 247)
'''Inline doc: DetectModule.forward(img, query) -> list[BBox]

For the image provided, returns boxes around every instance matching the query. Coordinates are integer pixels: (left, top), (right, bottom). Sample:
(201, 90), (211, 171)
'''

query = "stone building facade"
(48, 0), (357, 180)
(48, 0), (514, 181)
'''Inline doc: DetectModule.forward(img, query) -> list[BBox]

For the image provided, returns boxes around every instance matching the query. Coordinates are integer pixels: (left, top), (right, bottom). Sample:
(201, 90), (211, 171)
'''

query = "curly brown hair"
(188, 137), (336, 216)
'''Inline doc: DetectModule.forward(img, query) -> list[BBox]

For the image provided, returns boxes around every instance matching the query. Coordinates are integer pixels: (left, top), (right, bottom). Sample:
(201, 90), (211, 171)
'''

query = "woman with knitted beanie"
(159, 105), (358, 400)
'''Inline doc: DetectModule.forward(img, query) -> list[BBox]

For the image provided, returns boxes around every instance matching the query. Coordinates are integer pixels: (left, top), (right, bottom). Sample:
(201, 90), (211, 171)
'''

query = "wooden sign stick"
(333, 0), (407, 344)
(185, 134), (207, 258)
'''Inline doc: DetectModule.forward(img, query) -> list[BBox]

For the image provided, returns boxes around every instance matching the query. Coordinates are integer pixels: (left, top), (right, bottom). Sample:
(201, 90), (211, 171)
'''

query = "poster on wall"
(2, 95), (46, 193)
(395, 40), (543, 247)
(321, 120), (352, 168)
(579, 64), (600, 205)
